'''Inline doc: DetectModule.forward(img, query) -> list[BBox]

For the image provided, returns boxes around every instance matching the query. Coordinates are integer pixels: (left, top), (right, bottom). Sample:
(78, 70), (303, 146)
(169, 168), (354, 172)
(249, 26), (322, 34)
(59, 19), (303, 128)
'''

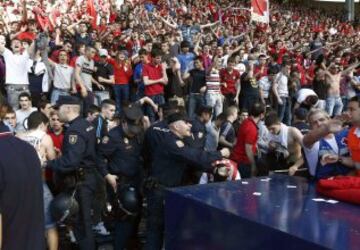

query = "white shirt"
(303, 135), (339, 176)
(296, 88), (317, 104)
(3, 48), (30, 85)
(15, 107), (37, 132)
(274, 72), (289, 97)
(53, 63), (74, 90)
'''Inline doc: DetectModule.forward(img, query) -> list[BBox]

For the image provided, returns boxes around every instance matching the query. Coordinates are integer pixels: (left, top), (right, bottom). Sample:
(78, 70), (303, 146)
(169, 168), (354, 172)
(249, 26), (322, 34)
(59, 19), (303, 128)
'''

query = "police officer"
(144, 112), (230, 250)
(97, 104), (145, 249)
(92, 99), (116, 236)
(47, 96), (98, 250)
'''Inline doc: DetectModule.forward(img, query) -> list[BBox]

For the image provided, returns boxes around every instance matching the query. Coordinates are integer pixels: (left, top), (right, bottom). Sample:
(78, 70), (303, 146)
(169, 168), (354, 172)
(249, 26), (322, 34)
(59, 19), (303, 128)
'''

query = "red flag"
(87, 0), (97, 29)
(251, 0), (269, 23)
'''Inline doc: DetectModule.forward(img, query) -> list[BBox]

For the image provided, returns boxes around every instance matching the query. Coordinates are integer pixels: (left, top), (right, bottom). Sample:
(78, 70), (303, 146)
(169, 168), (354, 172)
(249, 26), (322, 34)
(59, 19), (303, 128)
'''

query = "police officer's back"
(0, 122), (45, 250)
(144, 112), (230, 250)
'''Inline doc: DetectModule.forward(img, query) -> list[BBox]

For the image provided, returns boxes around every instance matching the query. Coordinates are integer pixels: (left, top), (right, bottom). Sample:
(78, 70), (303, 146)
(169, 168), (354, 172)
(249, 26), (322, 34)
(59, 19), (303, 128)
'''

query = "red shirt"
(48, 130), (64, 152)
(253, 65), (268, 81)
(108, 58), (133, 85)
(143, 63), (165, 96)
(220, 68), (240, 95)
(231, 118), (258, 164)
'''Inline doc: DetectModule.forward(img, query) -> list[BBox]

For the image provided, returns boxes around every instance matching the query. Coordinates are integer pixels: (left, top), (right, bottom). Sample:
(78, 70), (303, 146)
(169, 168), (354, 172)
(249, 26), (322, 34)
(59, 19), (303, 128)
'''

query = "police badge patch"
(102, 136), (109, 144)
(69, 135), (78, 144)
(176, 140), (184, 148)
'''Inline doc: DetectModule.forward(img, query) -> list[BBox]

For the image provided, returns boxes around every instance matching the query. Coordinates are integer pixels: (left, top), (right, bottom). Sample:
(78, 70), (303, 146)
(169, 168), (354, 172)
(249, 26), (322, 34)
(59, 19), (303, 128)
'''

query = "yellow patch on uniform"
(176, 140), (184, 148)
(102, 136), (109, 144)
(69, 135), (78, 144)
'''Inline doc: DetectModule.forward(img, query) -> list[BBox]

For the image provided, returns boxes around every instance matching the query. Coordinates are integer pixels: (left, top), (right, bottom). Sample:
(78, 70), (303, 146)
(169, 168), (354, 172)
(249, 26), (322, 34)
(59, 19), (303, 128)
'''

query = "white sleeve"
(2, 48), (13, 61)
(199, 173), (209, 184)
(303, 141), (320, 176)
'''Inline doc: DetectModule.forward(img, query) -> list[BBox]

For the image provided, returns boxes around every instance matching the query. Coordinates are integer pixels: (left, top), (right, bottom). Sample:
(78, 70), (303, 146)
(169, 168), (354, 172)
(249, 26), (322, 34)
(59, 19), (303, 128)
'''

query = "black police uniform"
(97, 125), (143, 249)
(145, 128), (223, 250)
(48, 111), (98, 250)
(0, 124), (45, 250)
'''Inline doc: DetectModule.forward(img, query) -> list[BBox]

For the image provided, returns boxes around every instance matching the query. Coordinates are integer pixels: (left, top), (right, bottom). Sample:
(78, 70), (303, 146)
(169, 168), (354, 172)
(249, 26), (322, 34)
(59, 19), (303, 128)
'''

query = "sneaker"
(93, 222), (110, 236)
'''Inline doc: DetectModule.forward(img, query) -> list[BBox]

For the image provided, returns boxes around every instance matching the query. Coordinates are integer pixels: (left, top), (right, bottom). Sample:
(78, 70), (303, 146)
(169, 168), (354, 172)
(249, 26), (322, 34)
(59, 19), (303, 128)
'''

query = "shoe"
(93, 222), (110, 236)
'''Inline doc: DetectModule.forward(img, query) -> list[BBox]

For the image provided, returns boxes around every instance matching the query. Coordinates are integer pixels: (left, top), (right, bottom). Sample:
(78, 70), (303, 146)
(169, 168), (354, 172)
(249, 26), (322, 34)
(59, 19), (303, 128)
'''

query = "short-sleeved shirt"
(179, 25), (201, 45)
(76, 56), (95, 91)
(240, 72), (259, 96)
(143, 63), (164, 96)
(3, 48), (30, 85)
(231, 118), (258, 164)
(53, 63), (74, 90)
(220, 68), (240, 95)
(177, 52), (195, 73)
(93, 62), (114, 92)
(189, 69), (206, 94)
(0, 135), (45, 250)
(219, 121), (236, 149)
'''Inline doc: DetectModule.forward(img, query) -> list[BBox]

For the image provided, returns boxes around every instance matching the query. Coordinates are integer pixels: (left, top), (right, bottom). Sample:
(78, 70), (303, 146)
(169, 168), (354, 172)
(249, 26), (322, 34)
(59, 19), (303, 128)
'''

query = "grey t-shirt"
(76, 56), (95, 91)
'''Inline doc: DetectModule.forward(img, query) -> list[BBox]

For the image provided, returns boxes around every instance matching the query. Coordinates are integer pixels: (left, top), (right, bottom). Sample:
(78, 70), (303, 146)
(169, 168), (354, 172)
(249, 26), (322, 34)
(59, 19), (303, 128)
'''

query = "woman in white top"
(16, 111), (58, 250)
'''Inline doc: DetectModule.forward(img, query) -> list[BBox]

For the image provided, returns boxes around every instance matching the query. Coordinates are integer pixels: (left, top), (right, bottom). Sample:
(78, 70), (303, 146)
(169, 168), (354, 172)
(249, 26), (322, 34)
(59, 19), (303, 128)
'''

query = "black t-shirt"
(94, 62), (114, 92)
(0, 135), (45, 250)
(189, 69), (206, 94)
(241, 72), (259, 96)
(165, 69), (185, 98)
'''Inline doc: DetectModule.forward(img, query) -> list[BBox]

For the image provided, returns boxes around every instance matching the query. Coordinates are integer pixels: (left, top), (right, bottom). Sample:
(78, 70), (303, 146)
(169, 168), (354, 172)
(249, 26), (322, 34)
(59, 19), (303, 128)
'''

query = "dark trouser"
(79, 91), (95, 117)
(144, 188), (165, 250)
(92, 171), (106, 225)
(114, 216), (140, 250)
(238, 163), (252, 179)
(73, 170), (97, 250)
(146, 94), (165, 123)
(107, 182), (141, 250)
(113, 84), (130, 114)
(223, 93), (236, 110)
(239, 93), (259, 112)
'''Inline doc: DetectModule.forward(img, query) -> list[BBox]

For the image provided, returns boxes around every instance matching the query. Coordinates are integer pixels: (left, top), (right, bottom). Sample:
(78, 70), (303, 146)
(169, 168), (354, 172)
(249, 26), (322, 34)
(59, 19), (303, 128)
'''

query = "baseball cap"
(99, 49), (108, 57)
(54, 96), (81, 108)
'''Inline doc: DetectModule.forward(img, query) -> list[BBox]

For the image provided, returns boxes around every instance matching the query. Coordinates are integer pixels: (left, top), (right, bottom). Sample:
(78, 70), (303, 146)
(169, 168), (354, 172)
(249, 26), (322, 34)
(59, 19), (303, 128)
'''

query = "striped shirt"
(206, 70), (221, 94)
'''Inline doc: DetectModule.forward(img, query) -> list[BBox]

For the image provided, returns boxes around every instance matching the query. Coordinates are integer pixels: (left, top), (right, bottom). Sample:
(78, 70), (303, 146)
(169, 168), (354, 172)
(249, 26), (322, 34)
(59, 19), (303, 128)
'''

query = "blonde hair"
(307, 108), (329, 123)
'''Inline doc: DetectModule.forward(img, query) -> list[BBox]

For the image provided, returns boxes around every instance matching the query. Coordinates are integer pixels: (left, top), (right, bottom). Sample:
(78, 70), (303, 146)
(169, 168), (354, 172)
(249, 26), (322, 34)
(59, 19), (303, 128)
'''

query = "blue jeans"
(113, 84), (130, 114)
(188, 93), (204, 119)
(50, 88), (70, 104)
(205, 92), (223, 118)
(326, 96), (343, 117)
(277, 96), (292, 125)
(146, 94), (165, 123)
(144, 188), (165, 250)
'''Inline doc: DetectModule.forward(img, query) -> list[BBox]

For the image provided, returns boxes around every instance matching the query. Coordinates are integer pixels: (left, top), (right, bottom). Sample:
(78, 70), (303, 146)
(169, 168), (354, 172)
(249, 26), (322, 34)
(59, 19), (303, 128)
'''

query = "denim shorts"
(43, 183), (56, 229)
